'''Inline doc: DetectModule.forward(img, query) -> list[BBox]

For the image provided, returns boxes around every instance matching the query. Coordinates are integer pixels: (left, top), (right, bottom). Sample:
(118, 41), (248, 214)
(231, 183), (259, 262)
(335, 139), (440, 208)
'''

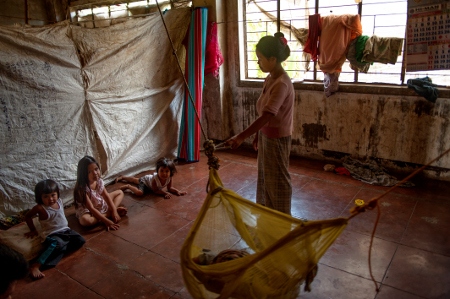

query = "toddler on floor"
(24, 179), (85, 279)
(116, 157), (187, 199)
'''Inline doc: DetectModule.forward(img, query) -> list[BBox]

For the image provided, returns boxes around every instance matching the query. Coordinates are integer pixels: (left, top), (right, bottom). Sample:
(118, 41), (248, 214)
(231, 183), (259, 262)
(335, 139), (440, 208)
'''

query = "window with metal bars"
(69, 0), (191, 28)
(240, 0), (449, 86)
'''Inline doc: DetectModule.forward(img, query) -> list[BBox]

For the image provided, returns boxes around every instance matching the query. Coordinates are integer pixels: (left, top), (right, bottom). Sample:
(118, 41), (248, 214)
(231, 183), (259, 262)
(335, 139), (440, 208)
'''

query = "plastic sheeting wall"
(0, 8), (191, 218)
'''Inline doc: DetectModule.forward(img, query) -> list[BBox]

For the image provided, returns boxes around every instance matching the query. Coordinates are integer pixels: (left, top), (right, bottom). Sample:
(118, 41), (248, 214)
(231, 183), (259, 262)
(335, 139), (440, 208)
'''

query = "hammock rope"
(347, 146), (450, 291)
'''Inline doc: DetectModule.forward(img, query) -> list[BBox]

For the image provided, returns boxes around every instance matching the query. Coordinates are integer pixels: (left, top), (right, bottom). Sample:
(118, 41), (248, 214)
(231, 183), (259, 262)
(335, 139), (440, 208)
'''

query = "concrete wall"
(231, 87), (450, 178)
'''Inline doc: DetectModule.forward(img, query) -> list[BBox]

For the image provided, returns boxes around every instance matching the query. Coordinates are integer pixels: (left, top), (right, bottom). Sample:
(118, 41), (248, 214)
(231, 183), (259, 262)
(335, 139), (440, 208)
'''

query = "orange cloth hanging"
(318, 14), (362, 73)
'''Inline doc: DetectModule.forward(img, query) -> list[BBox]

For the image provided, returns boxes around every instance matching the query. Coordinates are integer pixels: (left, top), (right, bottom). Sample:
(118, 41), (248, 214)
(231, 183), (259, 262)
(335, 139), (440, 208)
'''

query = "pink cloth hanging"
(204, 22), (223, 77)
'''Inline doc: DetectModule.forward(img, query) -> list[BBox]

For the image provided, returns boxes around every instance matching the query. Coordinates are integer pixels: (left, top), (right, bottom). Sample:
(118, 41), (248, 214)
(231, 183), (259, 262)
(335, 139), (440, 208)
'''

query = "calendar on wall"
(406, 0), (450, 72)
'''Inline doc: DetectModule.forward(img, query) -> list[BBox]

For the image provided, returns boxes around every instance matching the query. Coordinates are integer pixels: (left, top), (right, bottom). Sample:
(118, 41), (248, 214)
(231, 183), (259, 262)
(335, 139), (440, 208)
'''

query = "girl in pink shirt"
(74, 156), (127, 231)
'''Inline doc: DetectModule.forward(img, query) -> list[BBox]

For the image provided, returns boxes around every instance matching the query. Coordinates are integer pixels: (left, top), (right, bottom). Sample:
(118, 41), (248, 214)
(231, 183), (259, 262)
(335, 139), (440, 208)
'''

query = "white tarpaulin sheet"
(0, 8), (191, 218)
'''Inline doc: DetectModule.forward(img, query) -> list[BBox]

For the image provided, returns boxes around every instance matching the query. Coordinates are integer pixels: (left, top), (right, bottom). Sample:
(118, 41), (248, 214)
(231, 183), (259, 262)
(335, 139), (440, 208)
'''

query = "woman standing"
(226, 32), (294, 215)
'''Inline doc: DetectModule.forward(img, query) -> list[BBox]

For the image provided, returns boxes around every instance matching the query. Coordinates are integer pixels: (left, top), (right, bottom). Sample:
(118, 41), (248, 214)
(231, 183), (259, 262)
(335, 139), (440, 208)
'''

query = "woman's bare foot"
(117, 206), (128, 217)
(30, 264), (45, 280)
(115, 175), (123, 184)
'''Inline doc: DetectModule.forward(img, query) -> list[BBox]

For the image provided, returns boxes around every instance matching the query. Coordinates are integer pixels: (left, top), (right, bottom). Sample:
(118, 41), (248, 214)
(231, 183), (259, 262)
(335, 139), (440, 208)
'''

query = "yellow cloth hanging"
(180, 168), (348, 299)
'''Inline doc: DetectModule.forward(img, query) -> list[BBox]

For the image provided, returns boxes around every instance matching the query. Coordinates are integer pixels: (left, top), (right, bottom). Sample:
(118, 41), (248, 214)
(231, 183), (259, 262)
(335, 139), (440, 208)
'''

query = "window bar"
(313, 0), (319, 81)
(355, 1), (362, 83)
(277, 0), (280, 33)
(243, 2), (248, 80)
(400, 13), (408, 85)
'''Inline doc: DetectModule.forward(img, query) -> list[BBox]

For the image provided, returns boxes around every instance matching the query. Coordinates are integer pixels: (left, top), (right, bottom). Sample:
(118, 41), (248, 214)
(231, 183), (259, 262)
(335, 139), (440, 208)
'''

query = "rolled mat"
(177, 7), (208, 162)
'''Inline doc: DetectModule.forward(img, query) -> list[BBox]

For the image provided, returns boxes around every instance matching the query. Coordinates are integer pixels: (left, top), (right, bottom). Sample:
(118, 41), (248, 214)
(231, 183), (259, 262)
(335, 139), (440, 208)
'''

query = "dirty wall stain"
(302, 123), (328, 148)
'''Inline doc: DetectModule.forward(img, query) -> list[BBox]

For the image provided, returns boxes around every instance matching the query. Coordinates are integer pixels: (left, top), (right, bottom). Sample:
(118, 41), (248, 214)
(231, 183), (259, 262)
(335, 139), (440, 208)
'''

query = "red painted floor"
(13, 148), (450, 299)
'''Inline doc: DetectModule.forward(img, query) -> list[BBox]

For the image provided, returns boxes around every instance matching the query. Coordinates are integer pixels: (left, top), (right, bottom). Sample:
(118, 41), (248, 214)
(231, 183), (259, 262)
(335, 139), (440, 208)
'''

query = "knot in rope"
(203, 140), (220, 170)
(209, 186), (223, 196)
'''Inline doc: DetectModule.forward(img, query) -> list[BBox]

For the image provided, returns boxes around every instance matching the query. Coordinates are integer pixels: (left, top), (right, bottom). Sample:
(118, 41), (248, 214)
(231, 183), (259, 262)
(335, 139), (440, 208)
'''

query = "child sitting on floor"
(115, 157), (187, 199)
(24, 179), (85, 279)
(74, 155), (127, 231)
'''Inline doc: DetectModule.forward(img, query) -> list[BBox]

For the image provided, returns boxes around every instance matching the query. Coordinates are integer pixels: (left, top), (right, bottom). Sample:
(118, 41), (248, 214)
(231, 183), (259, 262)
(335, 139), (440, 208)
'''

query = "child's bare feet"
(115, 175), (123, 184)
(117, 206), (128, 217)
(119, 184), (130, 191)
(30, 264), (45, 280)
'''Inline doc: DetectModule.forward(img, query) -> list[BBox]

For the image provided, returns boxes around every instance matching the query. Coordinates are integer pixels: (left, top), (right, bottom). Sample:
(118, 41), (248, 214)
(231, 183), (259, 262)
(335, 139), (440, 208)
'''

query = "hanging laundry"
(204, 22), (223, 77)
(407, 76), (439, 103)
(318, 14), (362, 73)
(303, 14), (321, 62)
(361, 35), (403, 64)
(318, 14), (362, 97)
(355, 35), (369, 63)
(324, 72), (340, 97)
(346, 35), (371, 73)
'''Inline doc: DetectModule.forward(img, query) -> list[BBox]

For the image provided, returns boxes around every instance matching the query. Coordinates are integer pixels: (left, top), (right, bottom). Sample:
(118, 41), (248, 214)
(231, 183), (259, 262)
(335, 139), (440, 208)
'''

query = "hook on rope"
(355, 199), (365, 206)
(349, 197), (378, 216)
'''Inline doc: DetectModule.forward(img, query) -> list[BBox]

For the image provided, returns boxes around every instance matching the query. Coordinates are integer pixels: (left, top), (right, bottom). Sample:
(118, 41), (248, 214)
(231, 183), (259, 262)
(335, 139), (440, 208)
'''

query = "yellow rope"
(349, 147), (450, 219)
(348, 146), (450, 292)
